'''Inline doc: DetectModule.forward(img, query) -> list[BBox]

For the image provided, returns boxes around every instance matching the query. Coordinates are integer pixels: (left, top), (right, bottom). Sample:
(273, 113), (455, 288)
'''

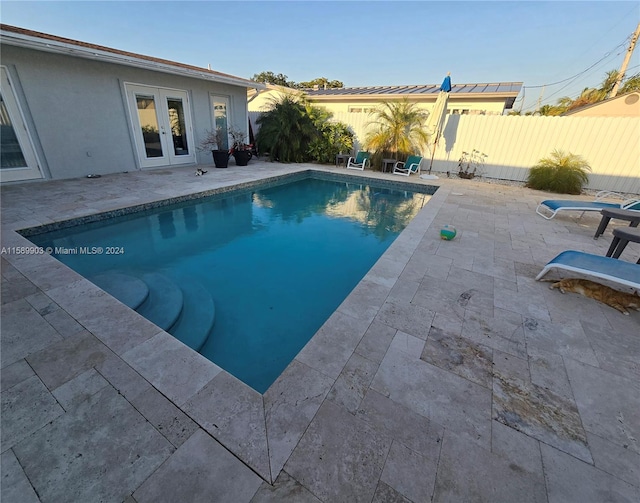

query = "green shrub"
(256, 95), (318, 162)
(526, 150), (591, 194)
(256, 95), (354, 164)
(307, 121), (354, 163)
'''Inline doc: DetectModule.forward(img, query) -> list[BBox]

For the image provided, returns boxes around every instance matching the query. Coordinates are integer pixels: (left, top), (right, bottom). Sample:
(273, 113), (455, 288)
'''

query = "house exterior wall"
(309, 98), (508, 116)
(248, 88), (284, 113)
(566, 92), (640, 117)
(248, 88), (509, 115)
(2, 45), (249, 180)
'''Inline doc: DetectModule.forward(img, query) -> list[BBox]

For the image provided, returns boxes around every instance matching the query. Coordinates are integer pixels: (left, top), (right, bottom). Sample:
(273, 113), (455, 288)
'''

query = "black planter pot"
(232, 150), (252, 166)
(212, 150), (230, 168)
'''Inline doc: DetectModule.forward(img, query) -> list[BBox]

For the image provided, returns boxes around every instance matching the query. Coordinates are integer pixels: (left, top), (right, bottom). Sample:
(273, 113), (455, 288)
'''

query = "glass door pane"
(0, 94), (27, 168)
(136, 95), (163, 158)
(0, 66), (42, 182)
(212, 97), (229, 150)
(167, 98), (189, 156)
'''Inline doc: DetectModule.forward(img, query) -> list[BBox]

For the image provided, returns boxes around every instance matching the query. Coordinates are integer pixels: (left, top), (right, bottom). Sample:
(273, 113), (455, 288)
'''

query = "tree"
(255, 94), (318, 162)
(251, 72), (346, 90)
(364, 99), (430, 161)
(619, 72), (640, 94)
(251, 71), (295, 87)
(537, 70), (640, 115)
(304, 103), (354, 163)
(297, 77), (344, 89)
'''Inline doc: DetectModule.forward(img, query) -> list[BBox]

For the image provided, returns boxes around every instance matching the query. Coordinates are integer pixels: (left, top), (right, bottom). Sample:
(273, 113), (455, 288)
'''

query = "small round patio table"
(335, 154), (350, 168)
(593, 208), (640, 239)
(606, 226), (640, 264)
(382, 159), (397, 173)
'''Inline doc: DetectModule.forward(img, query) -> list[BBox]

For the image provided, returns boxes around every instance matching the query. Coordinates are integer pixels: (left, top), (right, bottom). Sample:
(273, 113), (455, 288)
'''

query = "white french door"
(0, 66), (43, 182)
(125, 84), (195, 168)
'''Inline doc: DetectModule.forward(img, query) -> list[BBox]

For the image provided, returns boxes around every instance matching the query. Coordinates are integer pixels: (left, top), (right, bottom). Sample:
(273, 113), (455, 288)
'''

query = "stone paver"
(285, 400), (392, 503)
(1, 375), (64, 452)
(182, 370), (270, 481)
(132, 429), (263, 503)
(1, 163), (638, 502)
(433, 432), (547, 502)
(1, 450), (40, 503)
(541, 443), (639, 503)
(13, 386), (173, 503)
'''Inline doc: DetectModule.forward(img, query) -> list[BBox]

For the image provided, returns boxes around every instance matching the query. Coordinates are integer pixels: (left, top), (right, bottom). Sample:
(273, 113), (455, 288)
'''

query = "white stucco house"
(562, 91), (640, 117)
(248, 82), (523, 116)
(0, 24), (265, 182)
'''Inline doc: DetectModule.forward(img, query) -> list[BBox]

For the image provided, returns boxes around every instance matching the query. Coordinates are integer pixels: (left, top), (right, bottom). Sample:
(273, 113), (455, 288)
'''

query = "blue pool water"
(29, 175), (432, 392)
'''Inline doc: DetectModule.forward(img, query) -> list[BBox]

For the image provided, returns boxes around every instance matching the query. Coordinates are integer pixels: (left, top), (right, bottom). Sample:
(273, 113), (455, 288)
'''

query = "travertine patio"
(1, 162), (638, 502)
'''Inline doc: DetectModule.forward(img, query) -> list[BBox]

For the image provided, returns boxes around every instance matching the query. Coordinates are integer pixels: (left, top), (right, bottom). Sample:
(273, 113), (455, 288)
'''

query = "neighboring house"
(0, 24), (264, 182)
(248, 82), (523, 116)
(562, 91), (640, 117)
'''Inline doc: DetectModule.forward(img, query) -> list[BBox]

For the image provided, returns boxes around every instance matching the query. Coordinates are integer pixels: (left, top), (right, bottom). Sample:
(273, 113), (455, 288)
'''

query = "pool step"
(136, 272), (184, 331)
(89, 272), (149, 310)
(168, 279), (216, 352)
(89, 270), (215, 353)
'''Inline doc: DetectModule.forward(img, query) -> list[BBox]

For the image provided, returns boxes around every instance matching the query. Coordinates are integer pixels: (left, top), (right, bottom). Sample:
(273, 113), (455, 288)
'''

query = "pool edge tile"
(182, 371), (271, 482)
(121, 331), (222, 407)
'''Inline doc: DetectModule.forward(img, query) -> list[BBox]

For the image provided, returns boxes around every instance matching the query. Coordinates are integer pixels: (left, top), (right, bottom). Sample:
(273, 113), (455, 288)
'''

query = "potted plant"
(228, 126), (253, 166)
(198, 127), (230, 168)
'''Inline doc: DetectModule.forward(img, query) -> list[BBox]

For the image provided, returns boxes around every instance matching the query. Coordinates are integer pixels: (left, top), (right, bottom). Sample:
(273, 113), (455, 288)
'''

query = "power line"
(524, 8), (638, 91)
(539, 3), (639, 85)
(519, 34), (634, 112)
(520, 55), (621, 113)
(523, 40), (627, 90)
(539, 50), (623, 105)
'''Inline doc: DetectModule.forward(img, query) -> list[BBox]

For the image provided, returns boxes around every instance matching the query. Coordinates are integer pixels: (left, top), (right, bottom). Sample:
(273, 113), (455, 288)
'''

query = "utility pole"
(535, 85), (545, 113)
(610, 21), (640, 98)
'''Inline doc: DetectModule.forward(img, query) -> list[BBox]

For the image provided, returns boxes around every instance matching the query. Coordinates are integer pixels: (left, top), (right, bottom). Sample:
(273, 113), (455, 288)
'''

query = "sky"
(2, 1), (639, 112)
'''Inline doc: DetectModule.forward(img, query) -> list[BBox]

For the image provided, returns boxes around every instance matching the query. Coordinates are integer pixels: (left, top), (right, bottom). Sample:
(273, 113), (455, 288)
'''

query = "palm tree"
(620, 72), (640, 94)
(537, 104), (565, 116)
(565, 70), (618, 112)
(255, 94), (318, 162)
(364, 99), (430, 160)
(544, 70), (640, 115)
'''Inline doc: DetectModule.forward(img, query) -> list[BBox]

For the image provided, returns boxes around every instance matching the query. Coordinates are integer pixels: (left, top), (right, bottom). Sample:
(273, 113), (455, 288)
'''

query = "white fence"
(249, 111), (640, 194)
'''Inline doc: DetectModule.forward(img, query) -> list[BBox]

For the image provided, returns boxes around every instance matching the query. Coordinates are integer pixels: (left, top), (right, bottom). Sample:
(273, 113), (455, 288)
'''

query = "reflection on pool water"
(29, 175), (433, 392)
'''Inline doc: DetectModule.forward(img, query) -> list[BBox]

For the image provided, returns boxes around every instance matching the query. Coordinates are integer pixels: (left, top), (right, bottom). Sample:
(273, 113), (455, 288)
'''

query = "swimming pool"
(27, 173), (434, 392)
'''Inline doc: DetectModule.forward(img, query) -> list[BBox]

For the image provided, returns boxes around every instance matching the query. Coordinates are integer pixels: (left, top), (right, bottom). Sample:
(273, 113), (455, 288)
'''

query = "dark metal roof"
(304, 83), (523, 97)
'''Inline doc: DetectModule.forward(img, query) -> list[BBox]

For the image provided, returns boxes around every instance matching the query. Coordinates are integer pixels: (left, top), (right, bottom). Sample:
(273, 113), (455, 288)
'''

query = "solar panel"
(305, 83), (523, 97)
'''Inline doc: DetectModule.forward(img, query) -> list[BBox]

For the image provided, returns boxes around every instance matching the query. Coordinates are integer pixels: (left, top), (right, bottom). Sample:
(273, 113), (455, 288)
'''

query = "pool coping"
(17, 169), (437, 237)
(3, 167), (446, 484)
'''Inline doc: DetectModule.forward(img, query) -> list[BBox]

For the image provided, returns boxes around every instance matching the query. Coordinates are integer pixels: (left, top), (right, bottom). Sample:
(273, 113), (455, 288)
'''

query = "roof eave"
(307, 92), (520, 101)
(1, 28), (265, 90)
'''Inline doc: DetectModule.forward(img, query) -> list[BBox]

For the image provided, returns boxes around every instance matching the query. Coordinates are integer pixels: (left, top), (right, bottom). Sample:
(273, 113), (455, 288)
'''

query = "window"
(348, 107), (375, 113)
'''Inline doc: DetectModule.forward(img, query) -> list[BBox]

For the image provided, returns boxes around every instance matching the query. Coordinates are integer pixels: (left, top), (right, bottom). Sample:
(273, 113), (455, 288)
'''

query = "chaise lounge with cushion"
(535, 191), (640, 220)
(536, 250), (640, 291)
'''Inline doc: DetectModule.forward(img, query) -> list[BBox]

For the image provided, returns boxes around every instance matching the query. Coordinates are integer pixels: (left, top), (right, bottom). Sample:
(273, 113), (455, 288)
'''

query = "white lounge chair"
(536, 250), (640, 291)
(535, 191), (640, 220)
(346, 151), (370, 171)
(393, 155), (422, 176)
